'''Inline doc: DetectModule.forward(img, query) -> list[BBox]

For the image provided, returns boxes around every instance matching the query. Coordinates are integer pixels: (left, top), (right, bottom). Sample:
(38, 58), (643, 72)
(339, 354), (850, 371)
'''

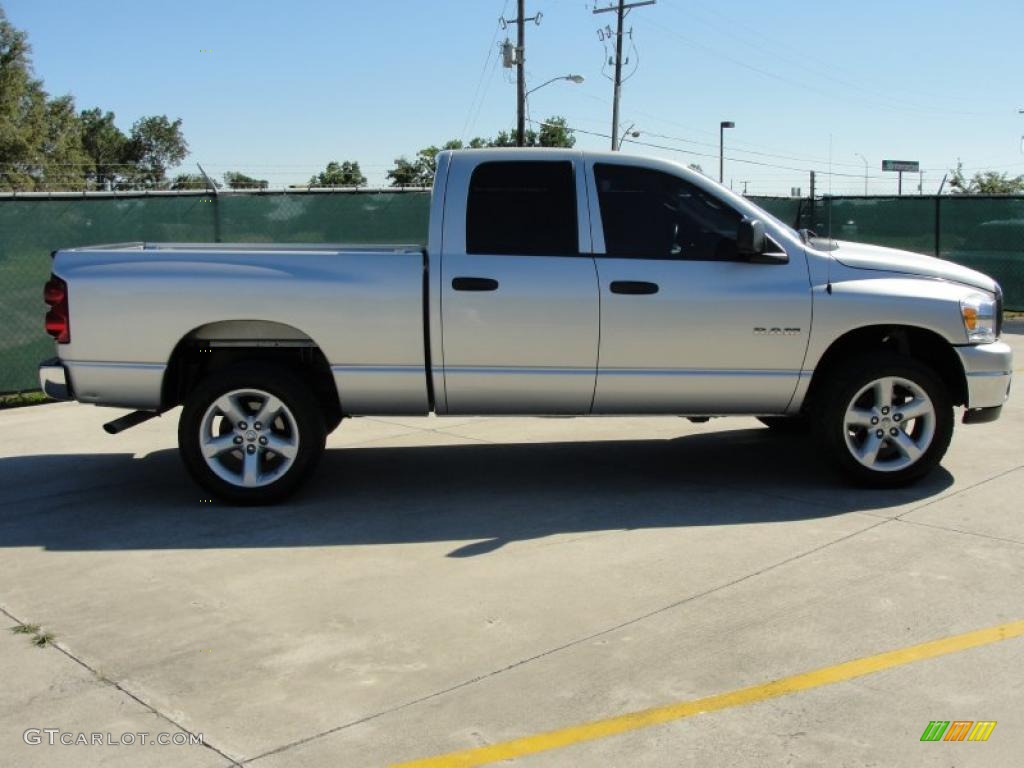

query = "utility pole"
(501, 3), (543, 147)
(594, 0), (655, 151)
(517, 1), (526, 147)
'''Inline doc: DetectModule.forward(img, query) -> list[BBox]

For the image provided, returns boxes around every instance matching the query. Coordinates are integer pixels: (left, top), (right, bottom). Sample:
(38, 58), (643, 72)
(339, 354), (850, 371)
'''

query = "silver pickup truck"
(39, 148), (1012, 503)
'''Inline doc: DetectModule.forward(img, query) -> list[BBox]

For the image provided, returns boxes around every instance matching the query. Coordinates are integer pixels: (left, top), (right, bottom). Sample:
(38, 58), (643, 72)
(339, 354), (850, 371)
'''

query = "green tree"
(1, 9), (190, 191)
(0, 7), (89, 190)
(224, 170), (268, 189)
(537, 116), (575, 148)
(80, 108), (127, 188)
(40, 94), (88, 190)
(388, 140), (480, 188)
(386, 156), (421, 187)
(122, 115), (188, 187)
(490, 116), (574, 148)
(491, 128), (537, 147)
(416, 140), (464, 182)
(949, 162), (1024, 195)
(386, 121), (575, 189)
(170, 173), (213, 190)
(309, 160), (365, 187)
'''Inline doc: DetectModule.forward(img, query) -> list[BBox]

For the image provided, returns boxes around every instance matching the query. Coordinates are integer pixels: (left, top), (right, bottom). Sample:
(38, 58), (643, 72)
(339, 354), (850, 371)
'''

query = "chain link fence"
(2, 190), (1022, 394)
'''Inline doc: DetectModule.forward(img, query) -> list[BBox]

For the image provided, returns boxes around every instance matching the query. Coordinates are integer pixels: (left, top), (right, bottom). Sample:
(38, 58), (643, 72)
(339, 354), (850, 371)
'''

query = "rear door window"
(466, 161), (578, 256)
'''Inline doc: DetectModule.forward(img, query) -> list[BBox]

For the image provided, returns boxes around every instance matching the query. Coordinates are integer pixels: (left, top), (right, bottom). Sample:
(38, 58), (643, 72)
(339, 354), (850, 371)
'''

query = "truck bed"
(51, 241), (431, 413)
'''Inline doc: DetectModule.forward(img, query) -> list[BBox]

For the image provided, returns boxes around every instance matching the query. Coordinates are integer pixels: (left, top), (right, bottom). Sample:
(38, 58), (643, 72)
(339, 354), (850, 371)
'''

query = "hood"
(814, 239), (998, 294)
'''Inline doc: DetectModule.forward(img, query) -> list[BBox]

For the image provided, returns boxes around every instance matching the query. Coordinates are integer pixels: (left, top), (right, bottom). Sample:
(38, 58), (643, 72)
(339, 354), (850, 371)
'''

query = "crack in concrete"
(0, 605), (243, 767)
(241, 516), (893, 764)
(241, 465), (1024, 763)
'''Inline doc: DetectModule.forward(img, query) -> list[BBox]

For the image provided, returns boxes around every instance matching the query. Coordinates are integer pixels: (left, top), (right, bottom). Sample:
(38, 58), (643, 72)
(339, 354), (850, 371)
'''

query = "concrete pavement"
(1, 329), (1022, 767)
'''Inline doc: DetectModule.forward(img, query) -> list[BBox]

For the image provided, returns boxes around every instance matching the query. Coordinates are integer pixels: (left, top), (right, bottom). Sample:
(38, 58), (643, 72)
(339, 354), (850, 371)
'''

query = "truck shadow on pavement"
(0, 427), (953, 556)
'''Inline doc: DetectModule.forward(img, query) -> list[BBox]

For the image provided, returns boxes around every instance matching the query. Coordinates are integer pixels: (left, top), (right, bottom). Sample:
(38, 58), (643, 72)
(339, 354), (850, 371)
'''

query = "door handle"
(452, 277), (499, 292)
(610, 280), (659, 295)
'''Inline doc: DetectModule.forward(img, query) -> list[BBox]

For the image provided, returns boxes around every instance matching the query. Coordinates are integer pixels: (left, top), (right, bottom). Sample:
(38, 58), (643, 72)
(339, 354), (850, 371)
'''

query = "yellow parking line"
(391, 619), (1024, 768)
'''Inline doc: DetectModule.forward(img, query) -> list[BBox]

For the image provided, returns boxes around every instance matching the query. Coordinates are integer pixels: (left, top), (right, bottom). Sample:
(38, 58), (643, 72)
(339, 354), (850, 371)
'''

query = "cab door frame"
(582, 154), (814, 414)
(436, 150), (602, 415)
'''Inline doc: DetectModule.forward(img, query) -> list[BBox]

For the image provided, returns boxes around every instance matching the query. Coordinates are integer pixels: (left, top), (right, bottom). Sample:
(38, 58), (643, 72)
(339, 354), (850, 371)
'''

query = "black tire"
(812, 353), (953, 488)
(757, 415), (809, 434)
(323, 410), (344, 435)
(178, 363), (326, 504)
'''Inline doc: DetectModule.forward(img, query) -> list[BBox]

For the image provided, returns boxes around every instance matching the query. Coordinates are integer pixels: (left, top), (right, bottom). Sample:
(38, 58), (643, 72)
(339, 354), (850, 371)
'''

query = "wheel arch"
(160, 320), (342, 425)
(803, 325), (967, 412)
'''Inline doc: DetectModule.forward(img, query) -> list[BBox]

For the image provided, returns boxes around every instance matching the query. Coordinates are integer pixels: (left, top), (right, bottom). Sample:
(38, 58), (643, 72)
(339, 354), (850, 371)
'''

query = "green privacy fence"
(751, 195), (1024, 311)
(0, 190), (431, 393)
(1, 190), (1022, 393)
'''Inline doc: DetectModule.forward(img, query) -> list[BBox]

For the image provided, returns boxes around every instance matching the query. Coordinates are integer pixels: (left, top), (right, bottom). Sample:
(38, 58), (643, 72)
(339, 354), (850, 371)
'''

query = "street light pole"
(617, 122), (639, 150)
(855, 153), (868, 196)
(719, 121), (734, 183)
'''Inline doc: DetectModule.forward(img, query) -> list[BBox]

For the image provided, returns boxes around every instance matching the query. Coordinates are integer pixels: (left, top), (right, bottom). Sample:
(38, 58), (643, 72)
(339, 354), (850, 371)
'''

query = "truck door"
(587, 160), (812, 413)
(439, 156), (600, 414)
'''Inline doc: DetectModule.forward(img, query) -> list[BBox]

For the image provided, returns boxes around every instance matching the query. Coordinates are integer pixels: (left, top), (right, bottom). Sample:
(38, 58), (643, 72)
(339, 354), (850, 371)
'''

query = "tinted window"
(467, 161), (578, 256)
(595, 163), (743, 260)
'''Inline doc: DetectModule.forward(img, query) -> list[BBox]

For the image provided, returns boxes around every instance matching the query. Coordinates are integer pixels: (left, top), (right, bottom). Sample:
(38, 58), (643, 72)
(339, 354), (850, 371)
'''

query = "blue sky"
(6, 0), (1023, 194)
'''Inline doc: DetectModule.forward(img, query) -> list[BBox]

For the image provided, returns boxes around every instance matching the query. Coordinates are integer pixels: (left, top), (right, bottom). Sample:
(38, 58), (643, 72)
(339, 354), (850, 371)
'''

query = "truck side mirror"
(736, 217), (766, 257)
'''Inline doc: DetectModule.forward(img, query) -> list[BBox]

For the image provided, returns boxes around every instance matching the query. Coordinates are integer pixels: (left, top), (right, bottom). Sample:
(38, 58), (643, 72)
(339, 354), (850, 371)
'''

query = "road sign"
(882, 160), (920, 173)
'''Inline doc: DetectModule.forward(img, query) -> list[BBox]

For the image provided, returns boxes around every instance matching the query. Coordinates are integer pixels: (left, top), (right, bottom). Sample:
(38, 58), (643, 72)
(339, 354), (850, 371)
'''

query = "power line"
(593, 0), (656, 151)
(461, 1), (511, 142)
(685, 0), (1001, 113)
(527, 118), (911, 182)
(635, 15), (1003, 120)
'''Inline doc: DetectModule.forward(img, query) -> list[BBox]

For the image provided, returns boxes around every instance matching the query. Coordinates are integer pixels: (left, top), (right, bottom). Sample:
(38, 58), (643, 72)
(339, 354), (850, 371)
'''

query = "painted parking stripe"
(391, 619), (1024, 768)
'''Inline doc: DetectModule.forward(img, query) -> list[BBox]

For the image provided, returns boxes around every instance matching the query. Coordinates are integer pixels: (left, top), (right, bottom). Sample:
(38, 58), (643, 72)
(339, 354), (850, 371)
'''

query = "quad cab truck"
(39, 149), (1013, 503)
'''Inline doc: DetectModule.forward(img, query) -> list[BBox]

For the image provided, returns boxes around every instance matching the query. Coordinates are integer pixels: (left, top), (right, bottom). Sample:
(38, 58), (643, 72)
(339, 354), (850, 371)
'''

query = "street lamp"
(523, 75), (583, 144)
(617, 122), (640, 150)
(855, 153), (869, 196)
(526, 74), (584, 96)
(719, 121), (734, 183)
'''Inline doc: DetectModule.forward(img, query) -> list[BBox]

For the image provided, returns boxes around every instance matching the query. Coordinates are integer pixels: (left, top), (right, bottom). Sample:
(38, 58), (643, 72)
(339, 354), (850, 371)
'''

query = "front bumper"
(38, 358), (73, 400)
(955, 340), (1012, 419)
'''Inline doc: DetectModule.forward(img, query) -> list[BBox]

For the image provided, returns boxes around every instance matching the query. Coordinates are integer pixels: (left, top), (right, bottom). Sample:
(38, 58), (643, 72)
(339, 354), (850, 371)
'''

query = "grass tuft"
(33, 632), (56, 648)
(0, 391), (50, 409)
(10, 623), (40, 635)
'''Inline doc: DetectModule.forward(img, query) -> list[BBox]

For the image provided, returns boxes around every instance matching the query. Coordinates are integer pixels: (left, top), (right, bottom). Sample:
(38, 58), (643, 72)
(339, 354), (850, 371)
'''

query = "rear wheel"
(814, 354), (953, 487)
(178, 364), (326, 504)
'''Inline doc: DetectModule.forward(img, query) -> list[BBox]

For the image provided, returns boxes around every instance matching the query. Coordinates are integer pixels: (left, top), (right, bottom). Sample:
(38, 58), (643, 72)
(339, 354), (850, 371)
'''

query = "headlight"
(960, 293), (997, 344)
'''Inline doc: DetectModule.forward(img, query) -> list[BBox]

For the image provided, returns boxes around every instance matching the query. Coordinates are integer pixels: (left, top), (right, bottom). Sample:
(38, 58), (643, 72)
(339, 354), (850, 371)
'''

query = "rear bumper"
(955, 341), (1012, 418)
(38, 358), (73, 400)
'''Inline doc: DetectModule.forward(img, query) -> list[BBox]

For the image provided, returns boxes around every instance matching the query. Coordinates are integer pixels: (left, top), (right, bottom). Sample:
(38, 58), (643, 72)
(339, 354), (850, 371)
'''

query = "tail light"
(44, 274), (70, 343)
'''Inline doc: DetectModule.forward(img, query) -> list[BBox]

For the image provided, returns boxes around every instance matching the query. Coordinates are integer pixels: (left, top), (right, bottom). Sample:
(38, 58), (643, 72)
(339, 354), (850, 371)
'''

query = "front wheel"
(178, 364), (326, 504)
(814, 354), (953, 487)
